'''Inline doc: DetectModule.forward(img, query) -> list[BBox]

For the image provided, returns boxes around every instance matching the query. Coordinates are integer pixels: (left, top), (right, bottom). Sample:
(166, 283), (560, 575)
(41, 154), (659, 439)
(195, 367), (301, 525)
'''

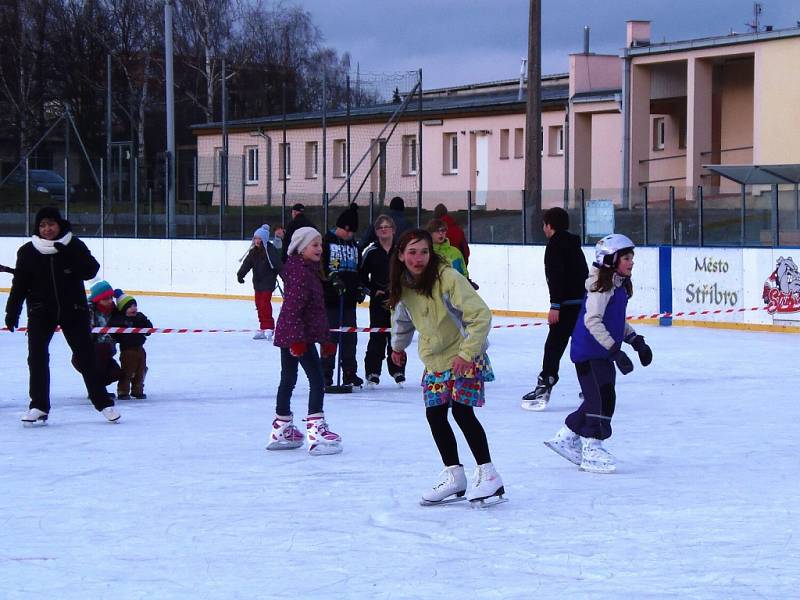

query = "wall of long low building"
(1, 237), (797, 331)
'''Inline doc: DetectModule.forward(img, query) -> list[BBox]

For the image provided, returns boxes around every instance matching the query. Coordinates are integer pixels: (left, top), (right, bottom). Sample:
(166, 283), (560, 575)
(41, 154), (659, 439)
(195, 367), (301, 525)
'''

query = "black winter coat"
(6, 229), (100, 324)
(237, 243), (283, 292)
(544, 230), (589, 309)
(110, 311), (153, 350)
(359, 241), (392, 297)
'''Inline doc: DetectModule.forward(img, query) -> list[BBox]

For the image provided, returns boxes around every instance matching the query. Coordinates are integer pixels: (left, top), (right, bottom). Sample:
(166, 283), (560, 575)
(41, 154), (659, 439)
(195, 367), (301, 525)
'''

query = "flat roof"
(629, 26), (800, 57)
(704, 164), (800, 185)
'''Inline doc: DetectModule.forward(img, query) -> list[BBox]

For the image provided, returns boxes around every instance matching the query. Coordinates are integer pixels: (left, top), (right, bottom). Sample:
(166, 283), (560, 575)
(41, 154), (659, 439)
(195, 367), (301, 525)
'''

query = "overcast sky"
(295, 0), (799, 89)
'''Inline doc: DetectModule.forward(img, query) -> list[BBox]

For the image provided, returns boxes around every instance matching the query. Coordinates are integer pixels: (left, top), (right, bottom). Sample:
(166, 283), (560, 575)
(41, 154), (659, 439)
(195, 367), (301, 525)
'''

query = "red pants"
(255, 290), (275, 330)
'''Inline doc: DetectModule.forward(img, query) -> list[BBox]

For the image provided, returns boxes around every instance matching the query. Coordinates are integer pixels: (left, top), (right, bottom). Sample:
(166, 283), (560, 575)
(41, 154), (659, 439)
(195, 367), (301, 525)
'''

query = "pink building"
(192, 20), (800, 215)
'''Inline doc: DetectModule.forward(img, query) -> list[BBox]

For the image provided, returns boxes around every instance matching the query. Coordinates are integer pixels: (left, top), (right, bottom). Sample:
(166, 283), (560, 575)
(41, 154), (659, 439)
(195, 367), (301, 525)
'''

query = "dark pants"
(364, 302), (403, 378)
(119, 347), (147, 396)
(27, 312), (113, 413)
(322, 301), (357, 381)
(540, 303), (582, 384)
(276, 345), (325, 416)
(565, 359), (617, 440)
(426, 403), (491, 467)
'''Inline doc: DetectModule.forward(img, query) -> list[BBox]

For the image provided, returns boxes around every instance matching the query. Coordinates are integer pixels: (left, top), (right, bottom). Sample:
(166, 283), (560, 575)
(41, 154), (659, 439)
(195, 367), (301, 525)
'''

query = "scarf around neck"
(32, 231), (73, 255)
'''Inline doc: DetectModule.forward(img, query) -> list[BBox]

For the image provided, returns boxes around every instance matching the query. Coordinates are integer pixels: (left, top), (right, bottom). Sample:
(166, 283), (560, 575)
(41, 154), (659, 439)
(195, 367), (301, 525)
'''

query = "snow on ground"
(0, 293), (798, 599)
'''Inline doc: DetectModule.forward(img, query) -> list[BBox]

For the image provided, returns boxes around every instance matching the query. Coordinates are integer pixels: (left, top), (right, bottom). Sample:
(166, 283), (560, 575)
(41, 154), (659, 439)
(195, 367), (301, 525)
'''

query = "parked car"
(0, 169), (67, 203)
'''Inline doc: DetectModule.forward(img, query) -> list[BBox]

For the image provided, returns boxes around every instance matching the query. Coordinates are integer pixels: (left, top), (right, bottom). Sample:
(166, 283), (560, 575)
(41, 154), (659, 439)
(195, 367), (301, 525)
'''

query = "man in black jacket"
(522, 207), (588, 411)
(322, 203), (365, 389)
(5, 207), (120, 424)
(281, 203), (316, 261)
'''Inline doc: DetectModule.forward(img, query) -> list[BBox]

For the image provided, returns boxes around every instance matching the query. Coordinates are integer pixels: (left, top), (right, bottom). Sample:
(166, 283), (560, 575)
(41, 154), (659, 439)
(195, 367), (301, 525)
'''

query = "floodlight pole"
(165, 0), (177, 237)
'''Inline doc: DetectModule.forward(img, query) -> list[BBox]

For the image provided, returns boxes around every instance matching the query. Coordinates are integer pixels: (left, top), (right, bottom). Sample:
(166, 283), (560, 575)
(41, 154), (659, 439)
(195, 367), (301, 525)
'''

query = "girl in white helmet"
(544, 234), (653, 473)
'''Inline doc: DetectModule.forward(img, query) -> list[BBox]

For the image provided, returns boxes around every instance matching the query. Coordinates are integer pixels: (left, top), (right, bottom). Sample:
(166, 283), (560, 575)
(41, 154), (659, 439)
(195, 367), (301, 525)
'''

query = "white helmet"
(594, 234), (635, 268)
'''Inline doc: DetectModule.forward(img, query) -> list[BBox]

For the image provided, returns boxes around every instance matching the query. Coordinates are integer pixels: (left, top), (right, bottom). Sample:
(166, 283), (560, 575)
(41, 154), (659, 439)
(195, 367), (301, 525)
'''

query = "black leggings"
(425, 403), (491, 467)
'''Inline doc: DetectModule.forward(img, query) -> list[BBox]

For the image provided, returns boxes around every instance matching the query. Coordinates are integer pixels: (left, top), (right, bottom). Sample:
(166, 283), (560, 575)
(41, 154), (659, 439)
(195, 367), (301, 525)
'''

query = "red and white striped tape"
(0, 305), (776, 334)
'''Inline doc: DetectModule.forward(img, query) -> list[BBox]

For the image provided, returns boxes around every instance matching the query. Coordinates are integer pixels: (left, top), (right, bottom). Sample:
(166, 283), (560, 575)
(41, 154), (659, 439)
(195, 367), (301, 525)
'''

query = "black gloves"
(53, 242), (67, 253)
(237, 275), (245, 284)
(626, 334), (653, 366)
(610, 343), (634, 375)
(356, 286), (370, 304)
(330, 275), (346, 296)
(5, 313), (18, 332)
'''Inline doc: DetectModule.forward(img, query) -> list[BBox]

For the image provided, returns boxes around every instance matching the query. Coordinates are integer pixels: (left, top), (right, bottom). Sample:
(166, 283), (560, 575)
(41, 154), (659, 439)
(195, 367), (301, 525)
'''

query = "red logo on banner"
(763, 257), (800, 314)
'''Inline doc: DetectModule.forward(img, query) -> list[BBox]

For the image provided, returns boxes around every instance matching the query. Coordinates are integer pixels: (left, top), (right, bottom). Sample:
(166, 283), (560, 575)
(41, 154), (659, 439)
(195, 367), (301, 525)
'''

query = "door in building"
(476, 134), (489, 207)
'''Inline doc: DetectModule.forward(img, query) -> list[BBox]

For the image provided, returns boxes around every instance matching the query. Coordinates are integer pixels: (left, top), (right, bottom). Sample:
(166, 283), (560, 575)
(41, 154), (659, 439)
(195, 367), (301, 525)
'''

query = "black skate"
(393, 373), (406, 387)
(343, 372), (364, 389)
(521, 376), (555, 412)
(366, 373), (380, 388)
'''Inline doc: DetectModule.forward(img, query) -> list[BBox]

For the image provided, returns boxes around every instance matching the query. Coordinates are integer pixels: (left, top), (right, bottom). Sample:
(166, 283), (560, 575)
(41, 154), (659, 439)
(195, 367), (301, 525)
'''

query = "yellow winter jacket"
(391, 265), (491, 373)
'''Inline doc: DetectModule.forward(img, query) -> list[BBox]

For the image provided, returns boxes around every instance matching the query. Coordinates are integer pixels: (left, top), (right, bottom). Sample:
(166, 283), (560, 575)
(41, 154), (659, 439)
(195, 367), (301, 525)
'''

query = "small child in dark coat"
(110, 294), (153, 399)
(83, 280), (122, 395)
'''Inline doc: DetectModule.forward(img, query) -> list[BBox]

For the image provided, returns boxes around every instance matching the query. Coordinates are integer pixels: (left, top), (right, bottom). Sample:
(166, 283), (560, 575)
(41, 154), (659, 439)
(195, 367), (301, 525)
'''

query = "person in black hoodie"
(359, 195), (413, 248)
(321, 203), (366, 389)
(359, 215), (405, 387)
(522, 207), (589, 411)
(4, 206), (120, 425)
(281, 203), (316, 262)
(110, 294), (153, 400)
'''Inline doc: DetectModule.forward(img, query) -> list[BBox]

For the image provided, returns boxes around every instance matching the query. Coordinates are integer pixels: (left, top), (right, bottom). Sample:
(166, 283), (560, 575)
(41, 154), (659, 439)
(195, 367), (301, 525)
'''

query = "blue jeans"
(275, 345), (325, 416)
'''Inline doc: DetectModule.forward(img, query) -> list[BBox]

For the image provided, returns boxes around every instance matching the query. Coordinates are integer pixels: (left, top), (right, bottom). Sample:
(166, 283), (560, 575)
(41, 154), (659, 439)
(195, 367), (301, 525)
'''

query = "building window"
(402, 135), (417, 175)
(514, 127), (524, 158)
(279, 143), (291, 180)
(499, 129), (509, 159)
(653, 117), (665, 151)
(548, 126), (564, 156)
(213, 147), (223, 185)
(305, 142), (318, 179)
(444, 133), (458, 174)
(245, 146), (259, 183)
(333, 139), (347, 178)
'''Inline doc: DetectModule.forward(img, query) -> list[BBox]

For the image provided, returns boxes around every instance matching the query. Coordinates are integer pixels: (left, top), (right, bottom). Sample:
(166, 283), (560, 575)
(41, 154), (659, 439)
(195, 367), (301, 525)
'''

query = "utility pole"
(165, 0), (176, 237)
(524, 0), (542, 242)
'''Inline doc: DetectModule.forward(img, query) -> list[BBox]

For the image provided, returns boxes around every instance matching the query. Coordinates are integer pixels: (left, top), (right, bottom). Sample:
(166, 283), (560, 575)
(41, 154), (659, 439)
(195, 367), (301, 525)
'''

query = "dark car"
(1, 169), (67, 203)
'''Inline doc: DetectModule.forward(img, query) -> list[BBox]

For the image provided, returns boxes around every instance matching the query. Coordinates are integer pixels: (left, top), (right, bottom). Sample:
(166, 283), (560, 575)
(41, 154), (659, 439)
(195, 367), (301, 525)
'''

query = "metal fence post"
(241, 155), (246, 240)
(697, 185), (704, 247)
(740, 184), (746, 246)
(64, 156), (69, 220)
(467, 190), (473, 243)
(164, 153), (170, 239)
(134, 157), (139, 239)
(579, 188), (586, 244)
(668, 186), (675, 245)
(369, 191), (374, 226)
(192, 155), (197, 240)
(100, 159), (105, 238)
(24, 158), (30, 236)
(772, 183), (780, 247)
(642, 186), (649, 246)
(323, 192), (329, 231)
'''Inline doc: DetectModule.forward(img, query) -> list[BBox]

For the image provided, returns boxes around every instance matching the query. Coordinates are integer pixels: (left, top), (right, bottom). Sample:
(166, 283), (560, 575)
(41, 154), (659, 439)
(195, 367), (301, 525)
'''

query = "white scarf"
(32, 231), (73, 255)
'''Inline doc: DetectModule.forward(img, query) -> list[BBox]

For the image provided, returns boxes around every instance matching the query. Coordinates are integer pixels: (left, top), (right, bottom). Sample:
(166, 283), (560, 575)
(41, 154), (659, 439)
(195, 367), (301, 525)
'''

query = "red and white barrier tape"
(0, 305), (776, 334)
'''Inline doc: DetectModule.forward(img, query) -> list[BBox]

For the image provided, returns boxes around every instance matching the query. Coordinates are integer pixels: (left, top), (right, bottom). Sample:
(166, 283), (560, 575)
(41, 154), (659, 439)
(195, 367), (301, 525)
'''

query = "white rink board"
(1, 236), (798, 326)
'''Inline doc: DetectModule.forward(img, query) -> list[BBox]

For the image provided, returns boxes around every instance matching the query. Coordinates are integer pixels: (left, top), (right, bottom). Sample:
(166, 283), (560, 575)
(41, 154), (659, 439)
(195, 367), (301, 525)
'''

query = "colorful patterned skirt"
(421, 354), (495, 408)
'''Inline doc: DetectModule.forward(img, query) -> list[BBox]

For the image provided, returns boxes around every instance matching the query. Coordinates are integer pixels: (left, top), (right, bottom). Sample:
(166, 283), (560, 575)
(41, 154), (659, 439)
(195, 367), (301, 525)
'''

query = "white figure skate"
(544, 426), (582, 465)
(21, 408), (48, 427)
(467, 462), (507, 507)
(420, 465), (467, 506)
(580, 437), (617, 474)
(266, 416), (304, 450)
(305, 414), (342, 455)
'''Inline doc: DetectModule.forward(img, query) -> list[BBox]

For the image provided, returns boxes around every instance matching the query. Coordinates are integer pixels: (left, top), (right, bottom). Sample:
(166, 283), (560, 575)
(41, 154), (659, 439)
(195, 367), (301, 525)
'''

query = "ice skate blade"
(309, 442), (343, 456)
(521, 399), (548, 411)
(543, 440), (581, 466)
(22, 419), (48, 427)
(580, 463), (616, 474)
(325, 385), (352, 394)
(265, 441), (303, 451)
(469, 494), (508, 509)
(420, 495), (466, 507)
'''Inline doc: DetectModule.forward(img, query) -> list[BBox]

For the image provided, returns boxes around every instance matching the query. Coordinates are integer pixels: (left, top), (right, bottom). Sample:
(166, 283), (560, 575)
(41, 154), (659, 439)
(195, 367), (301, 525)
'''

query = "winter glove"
(289, 342), (308, 358)
(237, 275), (245, 284)
(5, 313), (18, 332)
(53, 241), (68, 253)
(391, 350), (407, 367)
(330, 275), (346, 296)
(356, 286), (369, 304)
(321, 342), (337, 358)
(610, 343), (634, 375)
(626, 334), (653, 367)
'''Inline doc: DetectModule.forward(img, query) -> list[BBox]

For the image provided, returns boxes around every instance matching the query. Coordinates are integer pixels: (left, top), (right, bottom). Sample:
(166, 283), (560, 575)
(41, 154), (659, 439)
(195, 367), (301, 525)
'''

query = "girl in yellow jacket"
(388, 229), (506, 507)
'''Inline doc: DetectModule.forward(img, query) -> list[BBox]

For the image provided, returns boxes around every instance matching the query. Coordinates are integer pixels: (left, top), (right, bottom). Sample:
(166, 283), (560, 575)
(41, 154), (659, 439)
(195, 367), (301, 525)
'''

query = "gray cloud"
(296, 0), (799, 87)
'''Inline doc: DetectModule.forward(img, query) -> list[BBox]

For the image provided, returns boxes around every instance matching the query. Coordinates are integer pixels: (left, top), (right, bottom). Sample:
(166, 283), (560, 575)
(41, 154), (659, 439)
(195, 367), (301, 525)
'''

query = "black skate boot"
(393, 373), (406, 387)
(521, 375), (556, 412)
(343, 371), (364, 390)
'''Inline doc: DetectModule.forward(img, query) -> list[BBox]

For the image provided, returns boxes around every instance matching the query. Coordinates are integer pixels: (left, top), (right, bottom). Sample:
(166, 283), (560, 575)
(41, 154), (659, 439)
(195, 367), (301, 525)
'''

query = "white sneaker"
(253, 330), (266, 340)
(305, 413), (342, 455)
(264, 329), (274, 341)
(421, 465), (467, 504)
(102, 407), (121, 423)
(580, 437), (616, 474)
(543, 426), (582, 465)
(21, 408), (48, 426)
(466, 462), (505, 502)
(266, 415), (304, 450)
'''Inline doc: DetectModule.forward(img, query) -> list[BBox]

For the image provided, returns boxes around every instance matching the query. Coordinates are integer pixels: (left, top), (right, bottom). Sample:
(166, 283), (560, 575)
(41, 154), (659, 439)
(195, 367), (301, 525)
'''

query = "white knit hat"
(288, 226), (321, 256)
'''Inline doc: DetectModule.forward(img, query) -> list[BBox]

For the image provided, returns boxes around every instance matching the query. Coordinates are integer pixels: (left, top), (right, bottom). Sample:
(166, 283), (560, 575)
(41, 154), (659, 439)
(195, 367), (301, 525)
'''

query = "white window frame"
(653, 117), (666, 151)
(447, 133), (458, 174)
(245, 146), (259, 184)
(334, 139), (347, 178)
(499, 129), (509, 159)
(305, 141), (318, 179)
(279, 142), (291, 180)
(556, 126), (564, 155)
(514, 127), (524, 158)
(403, 135), (417, 176)
(213, 147), (223, 186)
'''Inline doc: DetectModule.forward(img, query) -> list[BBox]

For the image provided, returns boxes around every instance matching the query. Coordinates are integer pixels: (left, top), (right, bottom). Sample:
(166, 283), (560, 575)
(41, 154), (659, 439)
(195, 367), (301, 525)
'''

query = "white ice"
(1, 293), (798, 599)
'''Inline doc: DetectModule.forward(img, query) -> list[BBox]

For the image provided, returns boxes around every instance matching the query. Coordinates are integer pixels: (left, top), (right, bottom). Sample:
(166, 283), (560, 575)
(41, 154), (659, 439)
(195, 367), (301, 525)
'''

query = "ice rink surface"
(1, 293), (798, 599)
